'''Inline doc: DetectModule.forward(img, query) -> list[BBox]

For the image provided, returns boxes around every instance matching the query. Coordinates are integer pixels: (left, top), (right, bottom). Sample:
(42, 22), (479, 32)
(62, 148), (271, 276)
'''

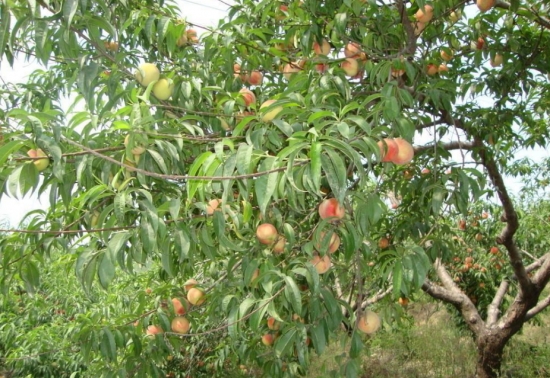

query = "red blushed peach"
(312, 39), (331, 56)
(267, 317), (280, 330)
(310, 253), (331, 274)
(318, 198), (345, 221)
(377, 138), (399, 162)
(315, 63), (328, 73)
(27, 149), (50, 171)
(171, 316), (190, 334)
(427, 64), (439, 76)
(357, 310), (380, 334)
(344, 42), (361, 58)
(247, 70), (263, 86)
(392, 138), (414, 165)
(414, 4), (434, 23)
(187, 287), (205, 305)
(233, 63), (248, 82)
(341, 58), (359, 77)
(146, 325), (163, 338)
(239, 88), (256, 107)
(256, 223), (278, 244)
(283, 61), (302, 80)
(171, 298), (189, 315)
(186, 29), (199, 44)
(184, 278), (198, 292)
(313, 231), (341, 254)
(261, 333), (275, 346)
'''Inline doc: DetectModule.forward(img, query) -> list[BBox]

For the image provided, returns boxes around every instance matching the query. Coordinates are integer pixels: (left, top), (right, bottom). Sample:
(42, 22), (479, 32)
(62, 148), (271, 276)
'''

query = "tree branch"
(487, 280), (509, 327)
(473, 136), (533, 294)
(414, 141), (475, 154)
(525, 293), (550, 321)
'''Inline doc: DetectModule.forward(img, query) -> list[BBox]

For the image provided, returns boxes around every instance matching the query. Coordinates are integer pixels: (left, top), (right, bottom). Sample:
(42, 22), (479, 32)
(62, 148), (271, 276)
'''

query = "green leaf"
(254, 157), (279, 216)
(309, 142), (322, 193)
(321, 149), (347, 203)
(349, 331), (363, 358)
(0, 3), (10, 62)
(274, 328), (297, 358)
(63, 0), (78, 27)
(100, 328), (117, 363)
(392, 260), (403, 298)
(98, 251), (116, 289)
(284, 276), (302, 316)
(236, 143), (253, 175)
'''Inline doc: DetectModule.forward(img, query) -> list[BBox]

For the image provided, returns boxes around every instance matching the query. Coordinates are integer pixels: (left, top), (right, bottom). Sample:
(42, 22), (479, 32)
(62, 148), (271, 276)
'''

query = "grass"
(306, 294), (550, 378)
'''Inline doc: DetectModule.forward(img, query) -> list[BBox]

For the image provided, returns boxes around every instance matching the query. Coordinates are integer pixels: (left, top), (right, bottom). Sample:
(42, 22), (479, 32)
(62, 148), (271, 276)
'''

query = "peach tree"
(1, 0), (550, 377)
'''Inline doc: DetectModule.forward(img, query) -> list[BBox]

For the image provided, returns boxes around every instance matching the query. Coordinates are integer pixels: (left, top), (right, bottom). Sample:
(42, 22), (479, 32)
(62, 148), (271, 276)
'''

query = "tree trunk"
(475, 331), (508, 378)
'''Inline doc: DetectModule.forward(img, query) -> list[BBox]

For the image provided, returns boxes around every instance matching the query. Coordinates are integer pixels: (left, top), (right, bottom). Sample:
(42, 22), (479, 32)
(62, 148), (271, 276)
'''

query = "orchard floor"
(306, 296), (550, 378)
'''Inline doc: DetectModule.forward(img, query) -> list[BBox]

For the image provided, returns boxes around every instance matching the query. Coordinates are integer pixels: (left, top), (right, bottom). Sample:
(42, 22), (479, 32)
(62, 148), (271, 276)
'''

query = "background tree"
(1, 0), (550, 377)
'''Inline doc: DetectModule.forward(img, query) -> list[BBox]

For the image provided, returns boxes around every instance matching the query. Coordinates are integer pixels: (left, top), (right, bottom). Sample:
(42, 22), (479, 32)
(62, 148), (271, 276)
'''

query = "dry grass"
(306, 295), (550, 378)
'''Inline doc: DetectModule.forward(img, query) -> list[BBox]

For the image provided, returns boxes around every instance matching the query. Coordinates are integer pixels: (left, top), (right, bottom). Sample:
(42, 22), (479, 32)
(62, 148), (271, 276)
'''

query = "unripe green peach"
(152, 78), (174, 100)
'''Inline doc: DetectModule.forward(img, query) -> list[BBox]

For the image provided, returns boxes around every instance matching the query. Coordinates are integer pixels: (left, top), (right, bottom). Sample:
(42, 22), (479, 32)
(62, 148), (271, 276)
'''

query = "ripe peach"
(413, 21), (426, 36)
(477, 0), (495, 12)
(260, 99), (283, 122)
(172, 298), (188, 315)
(267, 317), (280, 330)
(239, 88), (256, 107)
(476, 37), (485, 50)
(414, 4), (434, 23)
(171, 316), (190, 334)
(475, 233), (483, 242)
(440, 50), (453, 61)
(256, 223), (278, 245)
(427, 64), (439, 76)
(261, 333), (275, 346)
(481, 212), (489, 219)
(341, 58), (359, 77)
(233, 63), (248, 81)
(27, 149), (50, 171)
(187, 287), (205, 305)
(344, 42), (361, 58)
(377, 138), (399, 162)
(490, 246), (499, 255)
(310, 253), (331, 274)
(458, 219), (467, 230)
(247, 70), (263, 86)
(392, 138), (414, 165)
(186, 29), (199, 44)
(313, 231), (341, 253)
(318, 198), (345, 220)
(146, 324), (163, 337)
(312, 39), (331, 56)
(206, 199), (221, 215)
(438, 64), (449, 73)
(378, 237), (389, 249)
(357, 310), (381, 334)
(398, 297), (409, 307)
(184, 279), (198, 292)
(283, 61), (301, 80)
(315, 63), (328, 73)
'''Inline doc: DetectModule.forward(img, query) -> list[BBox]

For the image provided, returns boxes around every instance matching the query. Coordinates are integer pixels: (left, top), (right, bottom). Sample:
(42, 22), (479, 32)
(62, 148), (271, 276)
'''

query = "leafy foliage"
(1, 0), (550, 377)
